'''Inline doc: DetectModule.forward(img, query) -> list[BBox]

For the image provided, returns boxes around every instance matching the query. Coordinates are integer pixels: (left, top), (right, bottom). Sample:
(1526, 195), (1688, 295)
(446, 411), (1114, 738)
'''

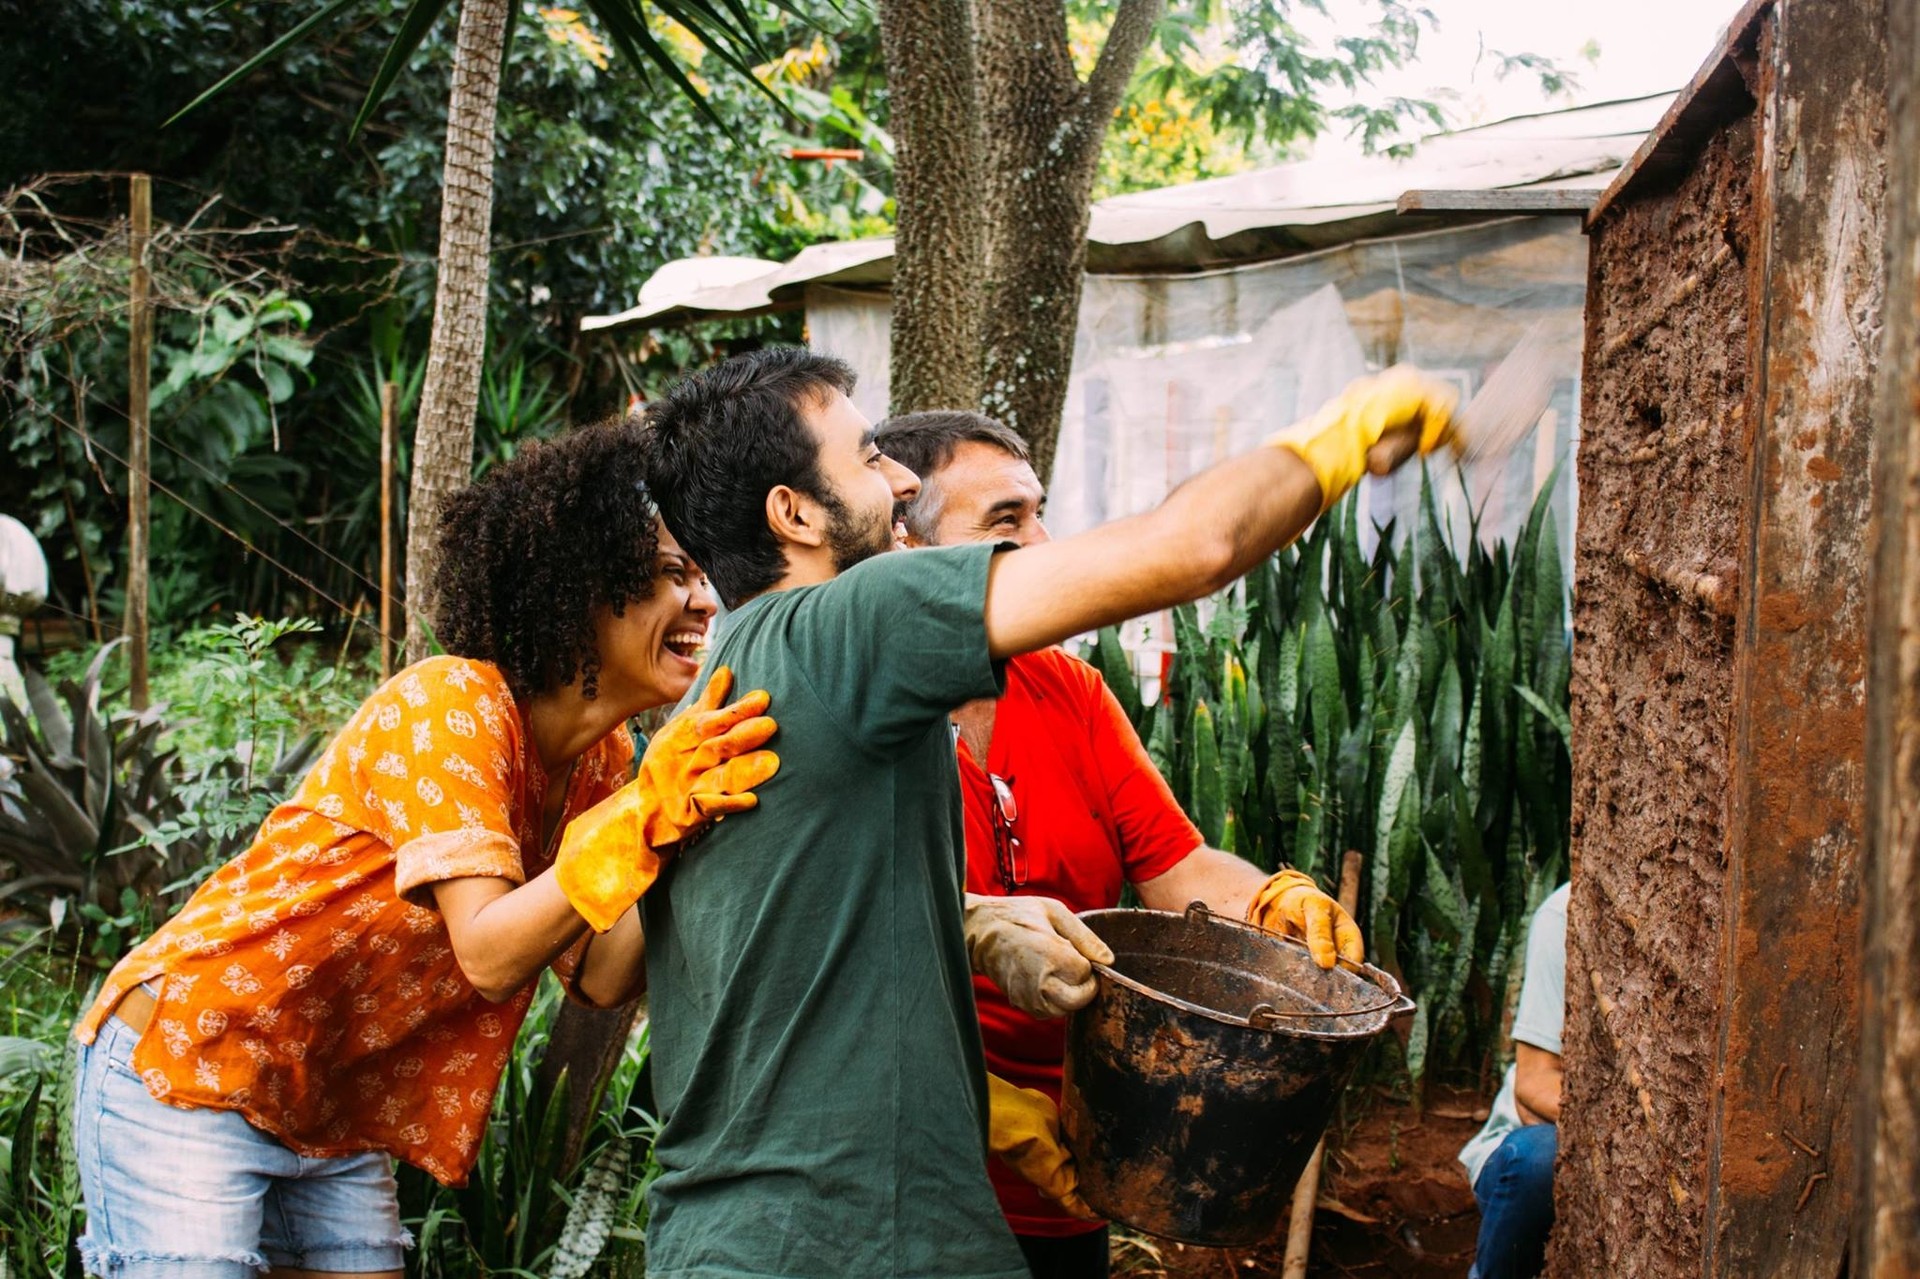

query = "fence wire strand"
(3, 172), (415, 647)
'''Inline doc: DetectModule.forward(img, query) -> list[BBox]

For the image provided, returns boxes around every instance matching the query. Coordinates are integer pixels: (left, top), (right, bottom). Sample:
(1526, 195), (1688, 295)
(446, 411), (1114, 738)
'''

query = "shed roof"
(582, 92), (1673, 334)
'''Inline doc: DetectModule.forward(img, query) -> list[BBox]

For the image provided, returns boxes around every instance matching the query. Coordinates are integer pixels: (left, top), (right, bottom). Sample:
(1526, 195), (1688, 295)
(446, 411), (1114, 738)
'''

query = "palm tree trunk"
(405, 0), (510, 662)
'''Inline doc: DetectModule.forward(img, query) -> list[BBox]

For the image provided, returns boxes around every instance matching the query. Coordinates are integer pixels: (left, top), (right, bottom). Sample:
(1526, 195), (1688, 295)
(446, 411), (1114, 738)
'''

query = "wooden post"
(380, 380), (397, 680)
(1856, 0), (1920, 1265)
(1705, 0), (1884, 1269)
(126, 173), (151, 709)
(1281, 849), (1365, 1279)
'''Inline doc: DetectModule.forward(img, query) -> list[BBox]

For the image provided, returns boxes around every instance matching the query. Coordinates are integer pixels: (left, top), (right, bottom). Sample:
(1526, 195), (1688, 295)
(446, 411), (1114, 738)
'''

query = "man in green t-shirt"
(638, 348), (1456, 1279)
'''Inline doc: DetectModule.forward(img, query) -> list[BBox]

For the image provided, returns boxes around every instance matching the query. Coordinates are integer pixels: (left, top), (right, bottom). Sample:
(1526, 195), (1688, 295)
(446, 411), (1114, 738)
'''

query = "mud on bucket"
(1060, 902), (1414, 1248)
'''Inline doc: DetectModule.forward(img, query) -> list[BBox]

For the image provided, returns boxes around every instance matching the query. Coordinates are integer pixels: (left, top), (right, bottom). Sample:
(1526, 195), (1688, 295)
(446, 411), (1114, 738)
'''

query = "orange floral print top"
(75, 656), (634, 1185)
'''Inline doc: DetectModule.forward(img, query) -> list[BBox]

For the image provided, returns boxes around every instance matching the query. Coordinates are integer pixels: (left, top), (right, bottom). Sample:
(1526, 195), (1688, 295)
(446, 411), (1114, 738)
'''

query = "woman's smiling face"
(600, 519), (719, 709)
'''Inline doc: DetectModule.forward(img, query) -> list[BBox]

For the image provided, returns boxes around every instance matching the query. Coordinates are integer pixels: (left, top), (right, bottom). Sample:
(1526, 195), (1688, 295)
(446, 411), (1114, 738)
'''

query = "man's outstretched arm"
(982, 368), (1455, 659)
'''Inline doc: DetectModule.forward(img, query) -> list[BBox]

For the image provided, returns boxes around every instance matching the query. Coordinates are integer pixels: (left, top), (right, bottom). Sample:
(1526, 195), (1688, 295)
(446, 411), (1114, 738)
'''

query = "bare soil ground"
(1114, 1086), (1487, 1279)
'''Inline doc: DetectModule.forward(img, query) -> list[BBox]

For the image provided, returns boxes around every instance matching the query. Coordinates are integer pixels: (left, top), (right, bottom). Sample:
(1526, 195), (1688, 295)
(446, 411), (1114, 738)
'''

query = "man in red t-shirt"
(874, 411), (1364, 1279)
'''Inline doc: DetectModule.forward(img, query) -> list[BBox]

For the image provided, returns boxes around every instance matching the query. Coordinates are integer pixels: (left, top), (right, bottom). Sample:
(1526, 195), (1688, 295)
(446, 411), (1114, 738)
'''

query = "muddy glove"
(1265, 367), (1459, 512)
(553, 667), (778, 932)
(1245, 869), (1364, 970)
(965, 894), (1115, 1019)
(988, 1073), (1098, 1221)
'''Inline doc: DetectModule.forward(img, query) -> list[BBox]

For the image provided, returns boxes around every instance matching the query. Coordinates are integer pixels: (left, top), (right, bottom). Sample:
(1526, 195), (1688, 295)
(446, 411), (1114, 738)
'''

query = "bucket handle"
(1184, 901), (1417, 1025)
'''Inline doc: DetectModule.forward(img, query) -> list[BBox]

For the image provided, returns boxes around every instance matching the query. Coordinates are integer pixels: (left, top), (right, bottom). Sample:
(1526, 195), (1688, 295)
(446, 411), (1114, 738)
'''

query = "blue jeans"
(1470, 1123), (1556, 1279)
(74, 1014), (411, 1279)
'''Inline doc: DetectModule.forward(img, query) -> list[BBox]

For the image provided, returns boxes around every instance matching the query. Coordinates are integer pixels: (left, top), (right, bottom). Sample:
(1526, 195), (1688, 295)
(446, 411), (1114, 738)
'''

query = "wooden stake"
(379, 379), (397, 680)
(1281, 849), (1364, 1279)
(126, 174), (151, 709)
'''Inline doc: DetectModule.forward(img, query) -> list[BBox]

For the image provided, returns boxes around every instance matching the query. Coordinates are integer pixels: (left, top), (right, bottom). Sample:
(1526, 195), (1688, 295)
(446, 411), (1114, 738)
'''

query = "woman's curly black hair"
(433, 414), (660, 700)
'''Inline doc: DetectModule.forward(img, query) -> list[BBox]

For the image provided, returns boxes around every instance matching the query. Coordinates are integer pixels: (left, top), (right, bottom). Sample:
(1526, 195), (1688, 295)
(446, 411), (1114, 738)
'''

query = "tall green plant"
(1090, 467), (1571, 1090)
(0, 1030), (81, 1279)
(0, 632), (328, 966)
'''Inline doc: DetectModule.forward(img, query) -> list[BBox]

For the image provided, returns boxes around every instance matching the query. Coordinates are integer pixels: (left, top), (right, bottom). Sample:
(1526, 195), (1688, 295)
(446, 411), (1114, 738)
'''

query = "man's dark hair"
(642, 347), (857, 608)
(434, 415), (658, 700)
(873, 410), (1030, 540)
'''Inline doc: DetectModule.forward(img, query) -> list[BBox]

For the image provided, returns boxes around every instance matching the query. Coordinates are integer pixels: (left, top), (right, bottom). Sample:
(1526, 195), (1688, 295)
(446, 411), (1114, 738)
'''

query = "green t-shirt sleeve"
(785, 542), (1005, 751)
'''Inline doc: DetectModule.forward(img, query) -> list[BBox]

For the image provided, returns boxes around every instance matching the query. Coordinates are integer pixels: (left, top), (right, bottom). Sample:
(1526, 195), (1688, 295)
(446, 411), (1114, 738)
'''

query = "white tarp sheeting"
(803, 216), (1585, 667)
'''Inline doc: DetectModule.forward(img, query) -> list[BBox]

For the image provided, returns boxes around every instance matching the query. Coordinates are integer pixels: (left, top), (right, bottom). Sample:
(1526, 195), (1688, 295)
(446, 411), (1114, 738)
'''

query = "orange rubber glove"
(1245, 869), (1364, 970)
(987, 1073), (1098, 1221)
(553, 667), (778, 932)
(1265, 366), (1459, 513)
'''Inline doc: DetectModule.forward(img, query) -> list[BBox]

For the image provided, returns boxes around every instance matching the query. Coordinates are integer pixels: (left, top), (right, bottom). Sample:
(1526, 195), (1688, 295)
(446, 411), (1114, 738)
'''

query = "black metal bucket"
(1061, 902), (1414, 1247)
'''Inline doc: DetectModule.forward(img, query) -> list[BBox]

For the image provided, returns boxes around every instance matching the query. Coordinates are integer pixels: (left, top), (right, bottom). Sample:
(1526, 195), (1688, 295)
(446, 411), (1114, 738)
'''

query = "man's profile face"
(801, 388), (921, 571)
(909, 441), (1050, 549)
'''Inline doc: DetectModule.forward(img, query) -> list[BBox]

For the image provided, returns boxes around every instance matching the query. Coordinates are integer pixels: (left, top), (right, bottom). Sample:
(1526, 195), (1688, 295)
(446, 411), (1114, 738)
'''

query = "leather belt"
(113, 983), (158, 1035)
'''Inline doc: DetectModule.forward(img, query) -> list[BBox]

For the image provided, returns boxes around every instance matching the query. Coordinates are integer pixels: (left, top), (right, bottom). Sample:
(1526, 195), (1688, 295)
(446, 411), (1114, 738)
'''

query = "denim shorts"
(74, 1013), (413, 1279)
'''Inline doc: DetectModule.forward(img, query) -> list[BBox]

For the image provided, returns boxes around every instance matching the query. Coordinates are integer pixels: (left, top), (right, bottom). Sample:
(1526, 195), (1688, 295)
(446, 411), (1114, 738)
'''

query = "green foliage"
(0, 212), (319, 633)
(0, 958), (86, 1279)
(0, 622), (370, 965)
(1074, 0), (1577, 163)
(0, 1055), (84, 1279)
(173, 0), (777, 139)
(1, 4), (889, 630)
(1089, 467), (1570, 1089)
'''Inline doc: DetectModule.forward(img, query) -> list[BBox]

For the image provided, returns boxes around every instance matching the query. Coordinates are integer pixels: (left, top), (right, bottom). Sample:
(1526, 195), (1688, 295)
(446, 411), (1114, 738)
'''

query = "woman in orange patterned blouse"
(70, 417), (776, 1279)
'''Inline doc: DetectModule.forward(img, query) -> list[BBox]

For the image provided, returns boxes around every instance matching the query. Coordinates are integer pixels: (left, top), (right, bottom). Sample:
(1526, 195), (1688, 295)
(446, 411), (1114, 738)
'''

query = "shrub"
(1087, 469), (1571, 1089)
(0, 624), (341, 966)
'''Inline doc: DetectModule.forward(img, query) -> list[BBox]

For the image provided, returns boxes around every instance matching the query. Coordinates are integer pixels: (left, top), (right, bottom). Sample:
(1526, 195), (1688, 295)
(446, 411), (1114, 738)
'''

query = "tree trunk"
(974, 0), (1161, 484)
(404, 0), (509, 662)
(533, 704), (674, 1165)
(876, 0), (986, 414)
(535, 996), (646, 1171)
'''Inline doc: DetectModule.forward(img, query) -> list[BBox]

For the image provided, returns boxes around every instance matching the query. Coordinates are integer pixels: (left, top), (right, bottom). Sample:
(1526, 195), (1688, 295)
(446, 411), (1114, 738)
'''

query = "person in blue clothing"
(1458, 882), (1569, 1279)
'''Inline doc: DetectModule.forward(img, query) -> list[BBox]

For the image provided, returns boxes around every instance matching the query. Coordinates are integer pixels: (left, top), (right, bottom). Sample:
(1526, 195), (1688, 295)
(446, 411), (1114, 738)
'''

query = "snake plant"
(1089, 467), (1571, 1088)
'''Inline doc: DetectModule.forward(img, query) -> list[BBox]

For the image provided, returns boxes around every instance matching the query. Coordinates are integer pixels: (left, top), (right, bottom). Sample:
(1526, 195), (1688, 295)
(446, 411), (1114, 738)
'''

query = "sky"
(1302, 0), (1749, 156)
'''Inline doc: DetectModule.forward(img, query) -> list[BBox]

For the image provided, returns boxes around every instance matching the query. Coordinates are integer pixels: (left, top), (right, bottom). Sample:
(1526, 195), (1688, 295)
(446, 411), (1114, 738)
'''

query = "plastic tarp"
(803, 216), (1585, 667)
(805, 285), (894, 425)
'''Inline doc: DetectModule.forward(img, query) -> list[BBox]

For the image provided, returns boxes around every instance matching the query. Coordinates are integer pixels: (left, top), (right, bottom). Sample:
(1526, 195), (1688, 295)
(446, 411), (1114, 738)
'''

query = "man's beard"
(818, 487), (896, 573)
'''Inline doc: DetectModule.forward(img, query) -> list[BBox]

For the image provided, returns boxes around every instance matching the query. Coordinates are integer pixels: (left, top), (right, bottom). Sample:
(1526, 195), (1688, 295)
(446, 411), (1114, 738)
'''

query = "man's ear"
(766, 484), (825, 549)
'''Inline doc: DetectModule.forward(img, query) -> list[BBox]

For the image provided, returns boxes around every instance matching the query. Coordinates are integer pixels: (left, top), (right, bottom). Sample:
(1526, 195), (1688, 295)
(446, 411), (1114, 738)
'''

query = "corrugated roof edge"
(583, 92), (1677, 332)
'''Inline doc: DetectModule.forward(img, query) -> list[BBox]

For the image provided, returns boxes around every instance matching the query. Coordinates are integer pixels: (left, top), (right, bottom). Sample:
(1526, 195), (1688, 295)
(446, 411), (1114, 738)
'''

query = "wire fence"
(2, 172), (416, 652)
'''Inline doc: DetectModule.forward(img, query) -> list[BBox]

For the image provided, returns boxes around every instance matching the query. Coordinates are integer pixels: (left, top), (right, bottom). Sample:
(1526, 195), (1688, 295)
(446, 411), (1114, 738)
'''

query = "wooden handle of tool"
(1365, 425), (1423, 476)
(1336, 849), (1363, 918)
(1281, 850), (1365, 1279)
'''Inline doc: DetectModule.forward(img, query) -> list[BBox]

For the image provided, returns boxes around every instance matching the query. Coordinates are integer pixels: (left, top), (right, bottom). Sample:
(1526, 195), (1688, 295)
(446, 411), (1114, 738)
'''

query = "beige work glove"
(987, 1073), (1098, 1221)
(1265, 366), (1459, 512)
(964, 894), (1115, 1019)
(1246, 869), (1365, 969)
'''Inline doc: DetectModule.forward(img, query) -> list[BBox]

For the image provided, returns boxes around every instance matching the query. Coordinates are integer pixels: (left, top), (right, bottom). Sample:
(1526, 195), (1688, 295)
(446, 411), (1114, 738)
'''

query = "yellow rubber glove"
(1265, 366), (1459, 513)
(553, 667), (778, 932)
(1246, 869), (1364, 970)
(987, 1073), (1098, 1221)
